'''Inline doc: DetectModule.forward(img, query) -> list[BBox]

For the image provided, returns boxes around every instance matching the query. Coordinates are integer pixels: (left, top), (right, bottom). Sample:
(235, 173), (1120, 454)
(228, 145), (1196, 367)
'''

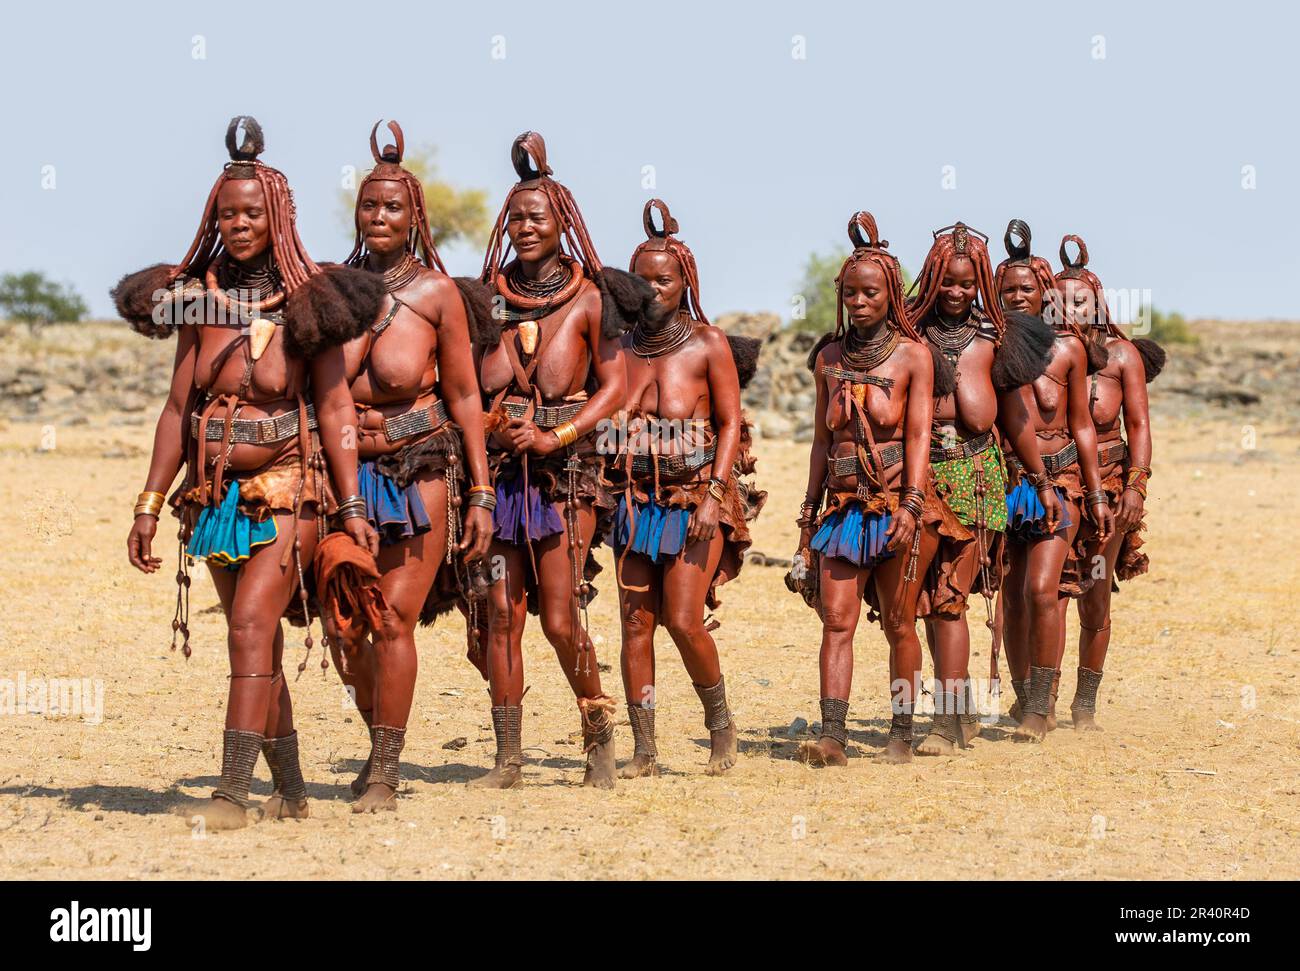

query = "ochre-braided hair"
(344, 119), (447, 274)
(834, 211), (922, 342)
(480, 131), (604, 284)
(168, 116), (320, 293)
(1054, 234), (1124, 338)
(628, 198), (708, 324)
(994, 218), (1078, 339)
(907, 221), (1005, 338)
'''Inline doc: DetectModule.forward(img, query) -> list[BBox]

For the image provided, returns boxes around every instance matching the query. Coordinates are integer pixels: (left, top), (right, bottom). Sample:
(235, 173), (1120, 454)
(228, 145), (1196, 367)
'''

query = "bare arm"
(311, 345), (378, 555)
(798, 352), (832, 546)
(885, 342), (932, 551)
(1065, 340), (1112, 542)
(997, 387), (1062, 531)
(705, 329), (742, 482)
(1116, 341), (1152, 532)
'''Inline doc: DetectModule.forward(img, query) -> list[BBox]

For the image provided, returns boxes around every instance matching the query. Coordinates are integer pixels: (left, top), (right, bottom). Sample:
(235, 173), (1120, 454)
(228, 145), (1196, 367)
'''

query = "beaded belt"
(828, 441), (904, 478)
(191, 404), (317, 445)
(930, 430), (995, 463)
(1097, 440), (1128, 467)
(1009, 440), (1078, 476)
(381, 399), (449, 444)
(630, 443), (717, 478)
(502, 400), (585, 428)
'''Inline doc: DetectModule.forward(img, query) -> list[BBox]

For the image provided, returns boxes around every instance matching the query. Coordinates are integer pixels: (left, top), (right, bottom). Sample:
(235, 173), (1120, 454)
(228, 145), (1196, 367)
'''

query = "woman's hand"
(688, 495), (720, 544)
(127, 515), (162, 573)
(1038, 485), (1064, 534)
(343, 517), (380, 557)
(885, 506), (918, 552)
(1089, 496), (1115, 545)
(1114, 488), (1144, 534)
(798, 525), (814, 552)
(504, 417), (559, 456)
(457, 506), (494, 564)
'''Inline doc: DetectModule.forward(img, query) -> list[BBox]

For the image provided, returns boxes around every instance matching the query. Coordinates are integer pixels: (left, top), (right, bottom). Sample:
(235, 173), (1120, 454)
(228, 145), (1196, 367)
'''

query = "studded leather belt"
(191, 404), (317, 445)
(1097, 440), (1128, 467)
(502, 399), (585, 428)
(380, 399), (449, 444)
(930, 430), (995, 463)
(1009, 439), (1078, 476)
(630, 443), (717, 478)
(829, 441), (904, 479)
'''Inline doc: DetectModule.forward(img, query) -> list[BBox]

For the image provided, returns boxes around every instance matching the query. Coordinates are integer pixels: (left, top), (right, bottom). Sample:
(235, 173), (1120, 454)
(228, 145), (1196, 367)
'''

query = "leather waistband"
(1097, 440), (1128, 467)
(502, 399), (585, 429)
(630, 443), (717, 478)
(379, 399), (449, 444)
(1009, 439), (1078, 476)
(191, 404), (317, 446)
(829, 441), (905, 479)
(930, 430), (995, 463)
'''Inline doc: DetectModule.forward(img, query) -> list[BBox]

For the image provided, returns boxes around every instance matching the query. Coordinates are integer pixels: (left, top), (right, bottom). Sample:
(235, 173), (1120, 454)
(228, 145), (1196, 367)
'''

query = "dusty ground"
(0, 394), (1296, 882)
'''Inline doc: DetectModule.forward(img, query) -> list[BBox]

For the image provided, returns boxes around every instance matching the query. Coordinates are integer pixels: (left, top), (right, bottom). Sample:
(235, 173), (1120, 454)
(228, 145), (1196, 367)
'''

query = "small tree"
(788, 249), (912, 333)
(0, 271), (89, 333)
(337, 145), (491, 253)
(1144, 306), (1195, 345)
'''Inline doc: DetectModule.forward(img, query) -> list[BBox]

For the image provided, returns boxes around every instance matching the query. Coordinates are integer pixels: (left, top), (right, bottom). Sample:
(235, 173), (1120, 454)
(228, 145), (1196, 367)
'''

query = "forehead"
(217, 178), (266, 209)
(944, 255), (976, 278)
(509, 188), (553, 216)
(1002, 264), (1038, 286)
(842, 259), (887, 288)
(360, 178), (410, 205)
(1061, 279), (1095, 300)
(633, 250), (681, 277)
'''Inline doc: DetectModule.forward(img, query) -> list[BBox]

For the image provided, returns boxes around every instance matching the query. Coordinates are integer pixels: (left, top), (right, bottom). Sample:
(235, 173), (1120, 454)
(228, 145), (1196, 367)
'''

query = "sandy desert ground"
(1, 378), (1296, 880)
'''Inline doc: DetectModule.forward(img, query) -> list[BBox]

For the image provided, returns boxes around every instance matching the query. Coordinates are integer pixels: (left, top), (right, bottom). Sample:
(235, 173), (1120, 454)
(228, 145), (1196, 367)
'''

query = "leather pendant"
(249, 317), (276, 361)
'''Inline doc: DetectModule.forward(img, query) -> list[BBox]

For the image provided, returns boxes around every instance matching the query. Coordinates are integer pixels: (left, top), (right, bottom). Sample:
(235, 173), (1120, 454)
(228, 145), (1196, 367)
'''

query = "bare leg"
(875, 521), (939, 764)
(917, 533), (987, 755)
(618, 554), (661, 778)
(467, 541), (528, 790)
(1001, 544), (1031, 721)
(799, 553), (866, 768)
(1072, 525), (1124, 730)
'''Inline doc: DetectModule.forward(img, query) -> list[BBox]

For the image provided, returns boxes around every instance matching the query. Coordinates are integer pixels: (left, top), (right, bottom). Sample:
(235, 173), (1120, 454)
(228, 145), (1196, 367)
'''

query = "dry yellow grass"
(0, 410), (1296, 880)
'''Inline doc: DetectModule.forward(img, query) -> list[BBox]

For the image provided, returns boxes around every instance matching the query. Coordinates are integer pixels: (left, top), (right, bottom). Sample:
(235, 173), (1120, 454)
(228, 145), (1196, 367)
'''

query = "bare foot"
(1014, 713), (1048, 742)
(261, 795), (309, 820)
(915, 731), (958, 756)
(1071, 708), (1103, 732)
(583, 738), (617, 789)
(705, 722), (738, 776)
(351, 783), (397, 813)
(618, 754), (660, 779)
(960, 719), (981, 746)
(467, 764), (522, 790)
(349, 756), (372, 798)
(1007, 698), (1025, 724)
(879, 738), (913, 764)
(798, 737), (847, 767)
(194, 795), (260, 831)
(1046, 674), (1060, 731)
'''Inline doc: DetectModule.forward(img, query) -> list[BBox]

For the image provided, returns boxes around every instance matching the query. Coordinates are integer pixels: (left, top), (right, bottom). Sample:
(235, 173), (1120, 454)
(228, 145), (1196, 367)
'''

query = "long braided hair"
(1055, 234), (1124, 339)
(168, 116), (320, 293)
(995, 218), (1076, 338)
(833, 211), (921, 342)
(480, 131), (604, 284)
(907, 221), (1005, 337)
(628, 198), (708, 324)
(344, 120), (447, 274)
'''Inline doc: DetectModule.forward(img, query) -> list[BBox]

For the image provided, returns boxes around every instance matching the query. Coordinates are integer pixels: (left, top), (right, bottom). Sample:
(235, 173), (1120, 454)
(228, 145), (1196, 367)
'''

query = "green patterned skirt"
(931, 439), (1008, 532)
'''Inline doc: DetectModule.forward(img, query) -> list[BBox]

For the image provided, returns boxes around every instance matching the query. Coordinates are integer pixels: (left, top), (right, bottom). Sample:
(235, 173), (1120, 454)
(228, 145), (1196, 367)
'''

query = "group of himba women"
(116, 117), (1160, 828)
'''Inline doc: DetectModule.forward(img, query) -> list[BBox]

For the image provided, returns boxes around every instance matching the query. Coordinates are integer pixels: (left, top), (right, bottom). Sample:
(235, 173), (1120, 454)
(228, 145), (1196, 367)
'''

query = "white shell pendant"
(518, 319), (539, 356)
(249, 316), (277, 361)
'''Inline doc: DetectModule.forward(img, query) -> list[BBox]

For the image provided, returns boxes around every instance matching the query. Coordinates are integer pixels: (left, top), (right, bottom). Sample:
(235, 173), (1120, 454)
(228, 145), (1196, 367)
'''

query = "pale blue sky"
(0, 0), (1293, 320)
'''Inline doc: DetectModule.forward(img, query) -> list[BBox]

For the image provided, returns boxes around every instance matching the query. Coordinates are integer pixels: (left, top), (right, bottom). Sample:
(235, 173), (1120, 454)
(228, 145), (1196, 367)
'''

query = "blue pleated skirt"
(493, 469), (565, 545)
(809, 502), (896, 568)
(612, 493), (692, 563)
(358, 459), (431, 546)
(186, 479), (278, 570)
(1005, 481), (1073, 541)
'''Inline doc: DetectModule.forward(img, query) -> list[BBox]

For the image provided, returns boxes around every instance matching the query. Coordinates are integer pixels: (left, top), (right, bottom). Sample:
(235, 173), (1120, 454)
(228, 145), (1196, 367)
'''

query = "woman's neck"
(517, 252), (562, 281)
(366, 247), (408, 273)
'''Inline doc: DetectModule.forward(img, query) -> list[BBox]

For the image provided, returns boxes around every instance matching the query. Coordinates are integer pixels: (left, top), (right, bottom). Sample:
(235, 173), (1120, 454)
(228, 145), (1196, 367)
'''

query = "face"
(999, 265), (1043, 315)
(506, 188), (560, 263)
(1060, 279), (1097, 330)
(356, 179), (412, 257)
(216, 179), (270, 263)
(633, 250), (685, 323)
(841, 260), (890, 330)
(938, 255), (977, 319)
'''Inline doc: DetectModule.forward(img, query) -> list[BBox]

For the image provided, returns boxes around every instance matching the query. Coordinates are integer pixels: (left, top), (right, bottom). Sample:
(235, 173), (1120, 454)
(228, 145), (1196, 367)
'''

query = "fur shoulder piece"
(595, 267), (654, 339)
(928, 343), (958, 398)
(453, 277), (501, 350)
(284, 266), (383, 359)
(111, 263), (178, 338)
(1084, 335), (1110, 375)
(992, 310), (1054, 391)
(1132, 337), (1166, 383)
(806, 331), (836, 371)
(726, 334), (762, 390)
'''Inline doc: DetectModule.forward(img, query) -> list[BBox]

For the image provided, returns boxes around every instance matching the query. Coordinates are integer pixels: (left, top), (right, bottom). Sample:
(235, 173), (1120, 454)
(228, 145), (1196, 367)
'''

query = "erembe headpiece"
(344, 119), (447, 274)
(628, 199), (708, 325)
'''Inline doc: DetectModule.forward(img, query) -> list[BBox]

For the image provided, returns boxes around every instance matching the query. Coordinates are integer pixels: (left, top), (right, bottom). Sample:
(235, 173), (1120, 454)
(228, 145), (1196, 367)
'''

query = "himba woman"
(906, 222), (1057, 754)
(471, 132), (650, 789)
(329, 121), (495, 812)
(1056, 235), (1161, 730)
(994, 220), (1110, 739)
(115, 117), (381, 830)
(789, 212), (954, 767)
(612, 199), (766, 778)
